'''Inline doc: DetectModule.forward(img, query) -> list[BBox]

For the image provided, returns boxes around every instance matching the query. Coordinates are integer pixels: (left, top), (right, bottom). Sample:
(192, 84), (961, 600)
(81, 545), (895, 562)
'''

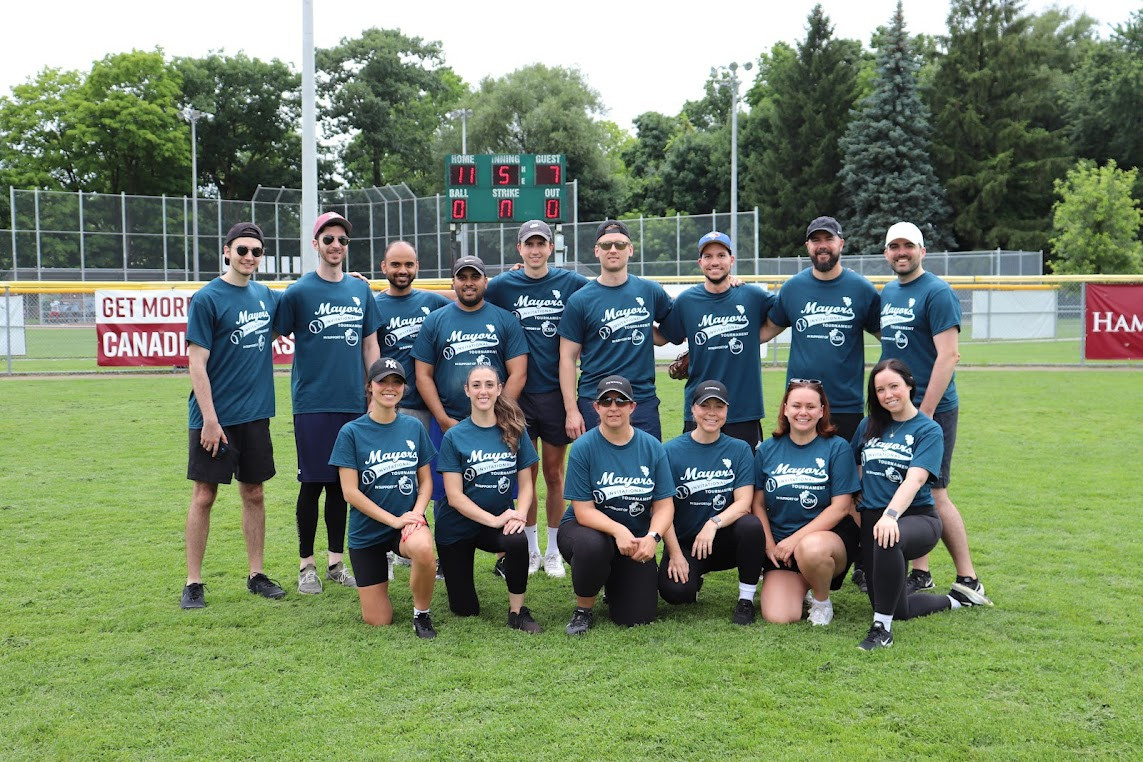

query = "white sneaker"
(528, 551), (542, 575)
(804, 589), (814, 606)
(807, 598), (834, 626)
(543, 552), (566, 578)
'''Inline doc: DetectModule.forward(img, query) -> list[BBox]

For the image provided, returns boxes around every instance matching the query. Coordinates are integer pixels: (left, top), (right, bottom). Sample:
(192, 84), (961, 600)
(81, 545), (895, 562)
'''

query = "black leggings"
(296, 481), (347, 558)
(556, 519), (658, 627)
(658, 514), (764, 604)
(861, 508), (950, 620)
(437, 526), (528, 616)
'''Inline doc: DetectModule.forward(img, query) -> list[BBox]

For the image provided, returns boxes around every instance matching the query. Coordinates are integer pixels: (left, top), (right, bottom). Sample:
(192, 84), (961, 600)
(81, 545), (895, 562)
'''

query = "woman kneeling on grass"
(659, 381), (762, 625)
(435, 366), (543, 633)
(330, 358), (438, 639)
(852, 359), (980, 651)
(752, 379), (860, 627)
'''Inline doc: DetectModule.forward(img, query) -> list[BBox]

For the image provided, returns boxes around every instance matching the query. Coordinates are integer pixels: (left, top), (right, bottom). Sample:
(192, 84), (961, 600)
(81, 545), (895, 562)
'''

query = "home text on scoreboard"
(445, 154), (567, 223)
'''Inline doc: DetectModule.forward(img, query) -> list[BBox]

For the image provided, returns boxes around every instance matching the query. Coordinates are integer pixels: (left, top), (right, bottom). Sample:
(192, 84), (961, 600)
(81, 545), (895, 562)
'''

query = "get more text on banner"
(96, 290), (295, 366)
(1085, 283), (1143, 360)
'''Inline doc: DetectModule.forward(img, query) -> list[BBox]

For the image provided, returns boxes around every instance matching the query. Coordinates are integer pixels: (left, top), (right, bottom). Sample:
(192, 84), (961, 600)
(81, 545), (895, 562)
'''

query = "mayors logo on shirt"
(442, 326), (501, 360)
(693, 307), (749, 349)
(231, 301), (271, 348)
(307, 300), (364, 345)
(598, 300), (650, 341)
(383, 306), (432, 347)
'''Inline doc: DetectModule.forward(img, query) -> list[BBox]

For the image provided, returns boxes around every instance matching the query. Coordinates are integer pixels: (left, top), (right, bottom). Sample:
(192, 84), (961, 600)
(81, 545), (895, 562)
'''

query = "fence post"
(8, 186), (16, 280)
(121, 191), (128, 279)
(1079, 281), (1087, 365)
(161, 194), (168, 282)
(79, 191), (87, 281)
(753, 206), (760, 276)
(639, 216), (645, 277)
(4, 285), (11, 375)
(34, 188), (42, 280)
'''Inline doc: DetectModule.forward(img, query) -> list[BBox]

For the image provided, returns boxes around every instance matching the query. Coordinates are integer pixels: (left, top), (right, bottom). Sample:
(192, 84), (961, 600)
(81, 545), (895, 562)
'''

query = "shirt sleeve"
(652, 280), (673, 322)
(768, 287), (791, 328)
(436, 428), (462, 473)
(557, 293), (586, 343)
(829, 436), (860, 495)
(928, 281), (962, 335)
(185, 289), (216, 350)
(862, 279), (882, 335)
(650, 442), (676, 501)
(563, 439), (593, 501)
(502, 310), (529, 359)
(733, 441), (755, 489)
(328, 426), (357, 469)
(362, 282), (383, 334)
(410, 310), (439, 364)
(516, 434), (539, 471)
(417, 420), (437, 467)
(909, 420), (944, 480)
(271, 285), (295, 337)
(657, 291), (686, 344)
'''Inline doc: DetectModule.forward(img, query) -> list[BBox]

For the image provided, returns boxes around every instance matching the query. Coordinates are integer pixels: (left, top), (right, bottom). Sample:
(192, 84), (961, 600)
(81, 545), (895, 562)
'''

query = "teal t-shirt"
(185, 277), (277, 428)
(662, 433), (755, 539)
(561, 427), (674, 535)
(851, 413), (943, 516)
(273, 271), (382, 415)
(558, 275), (673, 402)
(658, 283), (775, 422)
(411, 302), (529, 420)
(434, 417), (540, 545)
(485, 267), (590, 394)
(879, 272), (961, 413)
(328, 413), (435, 549)
(767, 268), (881, 414)
(754, 434), (859, 542)
(375, 289), (451, 410)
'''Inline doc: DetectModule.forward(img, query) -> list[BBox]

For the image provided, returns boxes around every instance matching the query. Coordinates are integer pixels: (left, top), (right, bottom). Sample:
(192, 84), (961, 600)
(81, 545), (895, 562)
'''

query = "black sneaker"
(852, 566), (868, 594)
(493, 556), (506, 579)
(508, 606), (543, 634)
(565, 607), (594, 636)
(732, 598), (756, 626)
(180, 582), (206, 609)
(857, 622), (893, 651)
(950, 577), (994, 607)
(247, 573), (286, 599)
(906, 569), (935, 593)
(413, 611), (437, 639)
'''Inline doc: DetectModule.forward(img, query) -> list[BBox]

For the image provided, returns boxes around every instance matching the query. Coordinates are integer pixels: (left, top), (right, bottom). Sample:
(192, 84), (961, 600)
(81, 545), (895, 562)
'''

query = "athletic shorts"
(295, 412), (359, 483)
(684, 419), (763, 451)
(761, 515), (860, 590)
(348, 537), (402, 588)
(520, 390), (572, 446)
(931, 408), (958, 489)
(187, 419), (275, 485)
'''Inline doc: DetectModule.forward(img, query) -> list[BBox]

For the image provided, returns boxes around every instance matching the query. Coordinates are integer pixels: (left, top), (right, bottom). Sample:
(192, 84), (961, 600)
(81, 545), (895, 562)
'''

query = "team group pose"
(179, 212), (991, 649)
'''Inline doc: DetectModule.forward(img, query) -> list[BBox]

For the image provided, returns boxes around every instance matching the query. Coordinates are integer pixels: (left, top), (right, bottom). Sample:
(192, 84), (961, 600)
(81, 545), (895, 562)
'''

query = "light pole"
(447, 108), (473, 258)
(713, 61), (752, 260)
(182, 106), (212, 280)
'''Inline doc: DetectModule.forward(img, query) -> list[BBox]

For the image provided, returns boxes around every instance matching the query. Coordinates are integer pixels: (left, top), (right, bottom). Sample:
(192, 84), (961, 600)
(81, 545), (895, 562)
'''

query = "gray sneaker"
(326, 562), (357, 588)
(298, 564), (323, 595)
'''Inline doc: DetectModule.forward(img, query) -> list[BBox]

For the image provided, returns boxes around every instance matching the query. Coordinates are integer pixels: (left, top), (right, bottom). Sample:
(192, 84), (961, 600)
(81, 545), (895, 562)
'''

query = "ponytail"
(494, 395), (527, 454)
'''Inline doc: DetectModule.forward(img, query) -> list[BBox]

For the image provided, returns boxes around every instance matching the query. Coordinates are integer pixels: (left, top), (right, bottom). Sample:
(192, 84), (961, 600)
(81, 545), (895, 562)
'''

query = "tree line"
(1, 1), (1140, 273)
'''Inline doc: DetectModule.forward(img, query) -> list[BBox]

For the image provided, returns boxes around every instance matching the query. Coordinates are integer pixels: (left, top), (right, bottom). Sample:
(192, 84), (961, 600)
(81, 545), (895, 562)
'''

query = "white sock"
(738, 582), (757, 601)
(546, 528), (560, 556)
(874, 612), (893, 631)
(524, 525), (540, 555)
(414, 607), (430, 617)
(948, 596), (962, 610)
(813, 596), (833, 608)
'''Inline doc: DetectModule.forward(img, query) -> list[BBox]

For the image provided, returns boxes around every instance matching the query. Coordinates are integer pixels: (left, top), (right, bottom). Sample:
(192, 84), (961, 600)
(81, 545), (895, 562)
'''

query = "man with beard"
(761, 217), (880, 442)
(658, 231), (775, 450)
(375, 240), (452, 433)
(274, 211), (382, 595)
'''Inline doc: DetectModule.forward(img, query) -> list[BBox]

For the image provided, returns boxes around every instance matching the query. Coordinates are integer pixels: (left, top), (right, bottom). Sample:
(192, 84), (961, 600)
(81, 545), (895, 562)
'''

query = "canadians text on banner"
(1085, 283), (1143, 360)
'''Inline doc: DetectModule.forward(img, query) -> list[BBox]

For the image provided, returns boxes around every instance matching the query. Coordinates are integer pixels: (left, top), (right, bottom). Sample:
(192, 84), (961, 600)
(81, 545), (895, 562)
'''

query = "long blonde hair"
(466, 366), (526, 453)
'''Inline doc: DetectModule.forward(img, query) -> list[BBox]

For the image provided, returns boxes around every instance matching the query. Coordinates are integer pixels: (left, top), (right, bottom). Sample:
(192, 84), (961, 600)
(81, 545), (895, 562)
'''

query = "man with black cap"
(558, 220), (673, 441)
(273, 211), (382, 595)
(485, 220), (590, 576)
(180, 222), (285, 609)
(761, 216), (881, 443)
(659, 231), (775, 450)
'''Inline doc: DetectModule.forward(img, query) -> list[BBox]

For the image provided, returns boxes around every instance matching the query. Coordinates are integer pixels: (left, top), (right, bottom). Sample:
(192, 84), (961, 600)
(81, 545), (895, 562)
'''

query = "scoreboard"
(445, 153), (566, 223)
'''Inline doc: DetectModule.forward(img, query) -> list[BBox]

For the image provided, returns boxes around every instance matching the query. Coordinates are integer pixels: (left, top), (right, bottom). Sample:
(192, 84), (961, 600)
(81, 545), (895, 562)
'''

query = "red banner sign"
(1085, 283), (1143, 360)
(96, 290), (294, 366)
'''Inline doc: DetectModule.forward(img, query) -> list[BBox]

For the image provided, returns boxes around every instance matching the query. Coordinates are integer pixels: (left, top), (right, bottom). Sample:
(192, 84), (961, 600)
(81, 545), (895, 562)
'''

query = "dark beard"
(812, 252), (839, 272)
(387, 272), (414, 289)
(457, 291), (483, 308)
(705, 272), (729, 285)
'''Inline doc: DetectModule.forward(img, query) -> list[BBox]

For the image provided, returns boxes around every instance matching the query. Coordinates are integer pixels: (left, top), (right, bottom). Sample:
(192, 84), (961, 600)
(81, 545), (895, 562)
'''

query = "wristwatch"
(650, 531), (662, 543)
(710, 515), (722, 526)
(885, 509), (900, 520)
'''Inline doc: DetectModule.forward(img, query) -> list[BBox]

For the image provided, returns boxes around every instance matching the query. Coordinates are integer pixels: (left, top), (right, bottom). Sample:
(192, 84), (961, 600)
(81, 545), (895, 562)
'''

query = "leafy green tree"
(1049, 159), (1142, 274)
(318, 28), (463, 193)
(839, 1), (951, 254)
(0, 67), (90, 190)
(175, 53), (302, 199)
(462, 64), (619, 218)
(929, 1), (1094, 251)
(741, 5), (863, 257)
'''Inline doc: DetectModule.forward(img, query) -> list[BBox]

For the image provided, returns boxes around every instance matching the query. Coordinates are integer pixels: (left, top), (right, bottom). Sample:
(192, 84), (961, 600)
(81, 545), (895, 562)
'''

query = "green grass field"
(1, 370), (1141, 759)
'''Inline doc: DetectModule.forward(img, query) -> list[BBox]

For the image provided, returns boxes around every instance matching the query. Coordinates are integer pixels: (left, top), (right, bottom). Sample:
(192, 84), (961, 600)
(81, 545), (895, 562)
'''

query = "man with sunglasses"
(273, 211), (382, 595)
(559, 220), (673, 441)
(181, 222), (285, 609)
(658, 231), (775, 450)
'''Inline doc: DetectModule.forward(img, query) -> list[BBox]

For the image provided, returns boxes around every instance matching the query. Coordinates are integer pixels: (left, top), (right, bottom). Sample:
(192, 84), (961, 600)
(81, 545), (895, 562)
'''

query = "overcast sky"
(2, 0), (1136, 131)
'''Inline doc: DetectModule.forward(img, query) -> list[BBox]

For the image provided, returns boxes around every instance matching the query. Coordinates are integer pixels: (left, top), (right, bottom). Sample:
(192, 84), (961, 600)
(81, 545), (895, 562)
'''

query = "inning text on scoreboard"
(445, 153), (567, 223)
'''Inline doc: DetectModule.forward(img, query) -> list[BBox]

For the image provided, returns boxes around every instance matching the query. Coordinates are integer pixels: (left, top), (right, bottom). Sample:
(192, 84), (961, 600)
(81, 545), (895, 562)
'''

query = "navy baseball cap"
(805, 216), (842, 239)
(224, 222), (264, 247)
(697, 230), (733, 255)
(595, 220), (631, 241)
(693, 380), (730, 405)
(596, 375), (634, 402)
(451, 256), (487, 277)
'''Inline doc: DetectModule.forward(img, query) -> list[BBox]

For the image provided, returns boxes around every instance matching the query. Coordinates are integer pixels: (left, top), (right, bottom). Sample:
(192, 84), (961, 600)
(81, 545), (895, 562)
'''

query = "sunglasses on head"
(233, 245), (263, 258)
(788, 378), (822, 388)
(597, 241), (631, 252)
(322, 234), (350, 246)
(597, 396), (631, 408)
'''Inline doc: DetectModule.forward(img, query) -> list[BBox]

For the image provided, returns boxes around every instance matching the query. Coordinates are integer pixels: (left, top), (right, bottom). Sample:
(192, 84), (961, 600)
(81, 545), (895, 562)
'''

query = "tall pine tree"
(742, 5), (862, 257)
(839, 1), (951, 254)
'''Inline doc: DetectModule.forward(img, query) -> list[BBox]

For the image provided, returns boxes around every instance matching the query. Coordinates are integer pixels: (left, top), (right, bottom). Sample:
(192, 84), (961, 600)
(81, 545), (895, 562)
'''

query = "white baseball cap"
(885, 222), (924, 247)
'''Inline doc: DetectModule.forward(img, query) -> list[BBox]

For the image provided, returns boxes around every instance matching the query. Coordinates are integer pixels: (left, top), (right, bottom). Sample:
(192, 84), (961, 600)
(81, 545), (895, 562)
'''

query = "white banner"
(1, 292), (27, 356)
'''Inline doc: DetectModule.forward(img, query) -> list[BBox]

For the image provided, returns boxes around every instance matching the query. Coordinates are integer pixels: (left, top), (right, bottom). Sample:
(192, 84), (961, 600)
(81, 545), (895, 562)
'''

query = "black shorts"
(830, 412), (864, 444)
(931, 408), (958, 488)
(349, 537), (402, 588)
(187, 419), (275, 485)
(684, 419), (763, 451)
(520, 390), (572, 446)
(294, 412), (359, 483)
(761, 515), (860, 590)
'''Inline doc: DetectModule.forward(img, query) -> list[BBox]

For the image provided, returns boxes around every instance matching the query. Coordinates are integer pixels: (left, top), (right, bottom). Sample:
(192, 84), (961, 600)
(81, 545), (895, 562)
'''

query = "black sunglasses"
(233, 245), (263, 258)
(597, 396), (632, 408)
(322, 234), (350, 246)
(597, 241), (632, 252)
